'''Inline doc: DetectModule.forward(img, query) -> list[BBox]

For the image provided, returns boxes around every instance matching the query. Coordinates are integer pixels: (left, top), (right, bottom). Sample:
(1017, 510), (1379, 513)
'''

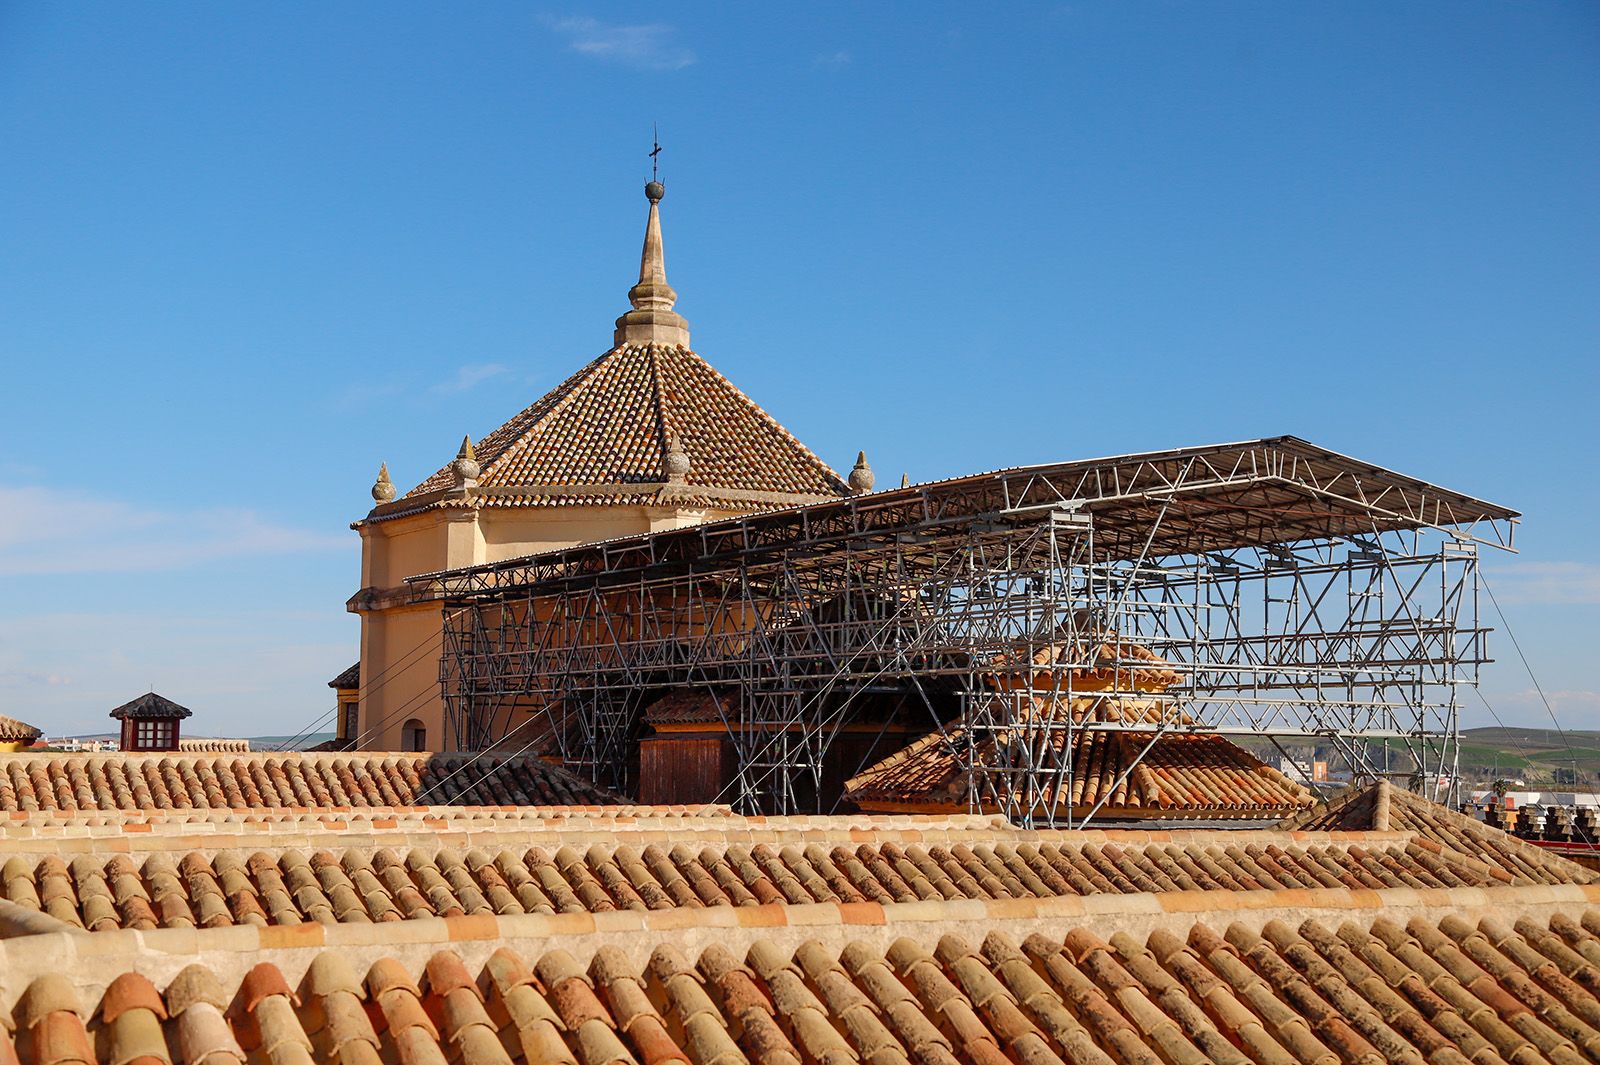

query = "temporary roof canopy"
(411, 436), (1517, 601)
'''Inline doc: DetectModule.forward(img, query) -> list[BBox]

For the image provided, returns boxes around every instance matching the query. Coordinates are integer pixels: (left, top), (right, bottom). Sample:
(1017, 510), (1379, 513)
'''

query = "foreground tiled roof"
(10, 905), (1600, 1064)
(0, 751), (620, 813)
(327, 662), (359, 690)
(849, 719), (1314, 819)
(0, 827), (1572, 933)
(392, 343), (849, 511)
(0, 716), (39, 744)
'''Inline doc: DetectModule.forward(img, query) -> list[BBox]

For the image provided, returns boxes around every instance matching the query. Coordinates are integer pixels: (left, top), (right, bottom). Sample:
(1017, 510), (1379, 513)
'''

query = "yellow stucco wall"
(352, 502), (748, 753)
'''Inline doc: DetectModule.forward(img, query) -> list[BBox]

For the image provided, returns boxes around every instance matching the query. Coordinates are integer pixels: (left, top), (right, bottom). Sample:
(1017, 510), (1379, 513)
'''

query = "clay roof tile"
(165, 966), (229, 1017)
(29, 1011), (94, 1065)
(365, 958), (422, 1001)
(534, 949), (592, 991)
(99, 973), (167, 1025)
(303, 954), (365, 1000)
(424, 952), (480, 1001)
(236, 963), (298, 1015)
(16, 975), (86, 1029)
(173, 1002), (244, 1065)
(104, 1007), (169, 1065)
(397, 343), (849, 507)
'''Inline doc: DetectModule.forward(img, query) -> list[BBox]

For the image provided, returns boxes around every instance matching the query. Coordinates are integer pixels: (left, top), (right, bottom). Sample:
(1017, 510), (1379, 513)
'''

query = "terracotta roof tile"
(1284, 781), (1600, 887)
(0, 715), (41, 744)
(394, 343), (849, 510)
(642, 689), (737, 726)
(0, 801), (1589, 940)
(107, 692), (193, 721)
(847, 716), (1313, 820)
(18, 907), (1600, 1063)
(0, 751), (621, 815)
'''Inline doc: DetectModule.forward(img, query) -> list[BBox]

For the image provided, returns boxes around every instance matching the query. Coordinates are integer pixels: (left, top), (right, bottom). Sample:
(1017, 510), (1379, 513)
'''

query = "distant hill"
(242, 733), (336, 751)
(1458, 725), (1600, 784)
(1232, 725), (1600, 788)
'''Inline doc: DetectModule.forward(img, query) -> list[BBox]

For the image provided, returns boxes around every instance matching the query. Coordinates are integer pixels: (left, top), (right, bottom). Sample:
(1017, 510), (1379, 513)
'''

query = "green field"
(1232, 726), (1600, 788)
(1457, 727), (1600, 784)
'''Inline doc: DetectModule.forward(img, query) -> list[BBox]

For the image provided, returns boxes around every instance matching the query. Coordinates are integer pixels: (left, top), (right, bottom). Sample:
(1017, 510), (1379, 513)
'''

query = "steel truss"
(420, 438), (1517, 825)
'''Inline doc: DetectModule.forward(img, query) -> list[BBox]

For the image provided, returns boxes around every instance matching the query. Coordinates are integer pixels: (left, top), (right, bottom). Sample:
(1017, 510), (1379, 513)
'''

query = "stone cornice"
(353, 482), (836, 528)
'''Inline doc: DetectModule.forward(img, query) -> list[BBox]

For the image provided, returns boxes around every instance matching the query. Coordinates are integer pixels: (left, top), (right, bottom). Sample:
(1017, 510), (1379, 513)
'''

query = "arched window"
(401, 719), (427, 752)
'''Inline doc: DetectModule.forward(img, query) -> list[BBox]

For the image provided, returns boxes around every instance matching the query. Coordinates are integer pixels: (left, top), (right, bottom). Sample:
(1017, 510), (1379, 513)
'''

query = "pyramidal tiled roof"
(376, 184), (852, 519)
(107, 692), (193, 721)
(400, 343), (850, 507)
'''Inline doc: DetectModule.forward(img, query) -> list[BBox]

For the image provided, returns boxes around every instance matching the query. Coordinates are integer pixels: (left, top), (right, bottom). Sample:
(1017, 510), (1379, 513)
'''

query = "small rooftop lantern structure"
(109, 692), (193, 752)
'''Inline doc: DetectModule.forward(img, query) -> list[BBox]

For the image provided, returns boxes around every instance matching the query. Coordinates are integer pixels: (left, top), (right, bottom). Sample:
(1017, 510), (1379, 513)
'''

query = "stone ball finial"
(848, 450), (875, 494)
(451, 435), (480, 488)
(645, 180), (665, 203)
(371, 462), (396, 504)
(664, 434), (691, 484)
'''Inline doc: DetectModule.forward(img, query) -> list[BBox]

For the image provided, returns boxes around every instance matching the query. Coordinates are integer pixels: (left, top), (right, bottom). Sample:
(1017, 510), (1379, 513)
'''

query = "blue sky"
(1, 2), (1595, 738)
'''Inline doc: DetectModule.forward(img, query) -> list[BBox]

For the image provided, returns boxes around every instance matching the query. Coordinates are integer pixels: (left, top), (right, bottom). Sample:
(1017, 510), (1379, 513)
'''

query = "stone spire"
(371, 462), (396, 504)
(614, 181), (691, 349)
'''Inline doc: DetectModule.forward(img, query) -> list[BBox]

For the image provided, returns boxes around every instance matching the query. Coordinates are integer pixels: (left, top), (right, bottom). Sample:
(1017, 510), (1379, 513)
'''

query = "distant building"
(1471, 788), (1600, 810)
(108, 692), (193, 752)
(1276, 757), (1334, 783)
(42, 737), (119, 753)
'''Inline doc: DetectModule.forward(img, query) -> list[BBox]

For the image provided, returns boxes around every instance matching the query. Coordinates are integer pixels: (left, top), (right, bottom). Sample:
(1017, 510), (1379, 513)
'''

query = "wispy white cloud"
(0, 487), (346, 577)
(547, 16), (696, 71)
(814, 50), (852, 67)
(1486, 561), (1600, 606)
(433, 362), (512, 395)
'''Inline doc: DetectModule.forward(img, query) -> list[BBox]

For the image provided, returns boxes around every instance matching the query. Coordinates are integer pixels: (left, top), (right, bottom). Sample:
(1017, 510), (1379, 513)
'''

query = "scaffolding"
(412, 437), (1518, 825)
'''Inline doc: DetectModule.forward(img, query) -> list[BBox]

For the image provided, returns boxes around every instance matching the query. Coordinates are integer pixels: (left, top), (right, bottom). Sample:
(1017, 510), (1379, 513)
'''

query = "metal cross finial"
(650, 124), (662, 183)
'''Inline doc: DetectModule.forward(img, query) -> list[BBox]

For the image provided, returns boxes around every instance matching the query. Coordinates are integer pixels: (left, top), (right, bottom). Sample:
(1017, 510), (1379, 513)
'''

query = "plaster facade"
(351, 502), (746, 751)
